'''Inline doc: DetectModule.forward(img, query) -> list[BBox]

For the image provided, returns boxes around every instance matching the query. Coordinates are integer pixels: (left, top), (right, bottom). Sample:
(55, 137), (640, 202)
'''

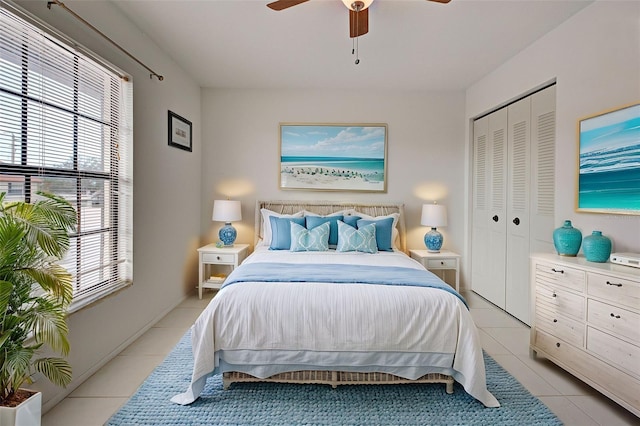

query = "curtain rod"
(47, 0), (164, 81)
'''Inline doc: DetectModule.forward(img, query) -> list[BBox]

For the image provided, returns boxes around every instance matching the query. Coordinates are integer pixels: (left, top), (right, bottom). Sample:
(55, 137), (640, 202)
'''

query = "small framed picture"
(168, 110), (192, 152)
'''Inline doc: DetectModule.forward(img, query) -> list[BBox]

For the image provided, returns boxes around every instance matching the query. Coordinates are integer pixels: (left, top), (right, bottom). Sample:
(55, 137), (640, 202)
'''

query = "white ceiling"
(111, 0), (592, 91)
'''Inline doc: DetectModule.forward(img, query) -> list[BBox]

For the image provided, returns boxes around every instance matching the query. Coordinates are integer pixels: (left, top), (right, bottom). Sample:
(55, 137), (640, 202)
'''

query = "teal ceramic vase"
(553, 220), (582, 256)
(583, 231), (612, 263)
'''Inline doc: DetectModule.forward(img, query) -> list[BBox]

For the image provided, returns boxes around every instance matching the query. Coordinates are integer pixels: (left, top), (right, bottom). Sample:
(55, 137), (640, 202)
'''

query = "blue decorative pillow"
(342, 215), (361, 228)
(336, 221), (377, 254)
(269, 216), (305, 250)
(357, 217), (394, 251)
(290, 221), (330, 252)
(305, 215), (343, 246)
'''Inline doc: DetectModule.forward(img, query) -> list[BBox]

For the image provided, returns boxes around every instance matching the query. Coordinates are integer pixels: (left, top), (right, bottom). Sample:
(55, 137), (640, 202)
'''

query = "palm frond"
(30, 296), (70, 355)
(23, 264), (73, 305)
(32, 357), (72, 387)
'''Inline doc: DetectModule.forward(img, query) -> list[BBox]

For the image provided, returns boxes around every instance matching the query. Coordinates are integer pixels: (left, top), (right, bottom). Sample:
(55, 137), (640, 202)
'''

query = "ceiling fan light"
(341, 0), (373, 11)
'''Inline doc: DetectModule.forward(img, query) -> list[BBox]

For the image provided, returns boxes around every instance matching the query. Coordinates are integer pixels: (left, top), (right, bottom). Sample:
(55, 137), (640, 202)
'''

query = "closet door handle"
(513, 217), (520, 225)
(492, 215), (499, 222)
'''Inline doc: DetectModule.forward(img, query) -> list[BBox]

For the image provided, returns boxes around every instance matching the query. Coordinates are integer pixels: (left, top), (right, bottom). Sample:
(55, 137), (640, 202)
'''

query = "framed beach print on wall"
(279, 123), (388, 192)
(168, 110), (192, 152)
(577, 103), (640, 214)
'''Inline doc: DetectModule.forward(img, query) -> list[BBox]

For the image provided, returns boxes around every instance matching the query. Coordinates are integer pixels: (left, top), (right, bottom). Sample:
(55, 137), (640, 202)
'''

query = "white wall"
(201, 88), (466, 258)
(15, 0), (202, 411)
(465, 1), (640, 256)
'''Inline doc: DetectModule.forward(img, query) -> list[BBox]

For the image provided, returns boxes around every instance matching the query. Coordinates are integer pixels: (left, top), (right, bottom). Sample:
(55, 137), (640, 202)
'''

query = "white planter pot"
(0, 390), (42, 426)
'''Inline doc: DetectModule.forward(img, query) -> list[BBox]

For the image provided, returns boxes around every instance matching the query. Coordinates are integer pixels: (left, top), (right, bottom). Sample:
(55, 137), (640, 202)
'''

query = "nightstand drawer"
(202, 253), (235, 264)
(426, 258), (457, 269)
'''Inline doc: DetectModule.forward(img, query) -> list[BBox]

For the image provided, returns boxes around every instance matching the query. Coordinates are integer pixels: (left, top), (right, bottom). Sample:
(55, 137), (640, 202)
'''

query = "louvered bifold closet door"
(505, 97), (532, 324)
(471, 108), (508, 309)
(471, 117), (491, 300)
(530, 86), (556, 254)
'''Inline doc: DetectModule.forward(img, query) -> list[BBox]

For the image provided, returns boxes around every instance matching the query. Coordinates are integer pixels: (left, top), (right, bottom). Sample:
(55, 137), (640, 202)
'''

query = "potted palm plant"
(0, 191), (76, 426)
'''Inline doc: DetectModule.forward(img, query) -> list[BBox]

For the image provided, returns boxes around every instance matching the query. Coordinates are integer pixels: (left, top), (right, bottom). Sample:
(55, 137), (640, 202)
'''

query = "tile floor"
(42, 290), (639, 426)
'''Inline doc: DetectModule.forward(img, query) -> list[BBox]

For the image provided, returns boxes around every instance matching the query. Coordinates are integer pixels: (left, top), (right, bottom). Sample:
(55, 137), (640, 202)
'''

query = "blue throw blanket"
(222, 262), (468, 308)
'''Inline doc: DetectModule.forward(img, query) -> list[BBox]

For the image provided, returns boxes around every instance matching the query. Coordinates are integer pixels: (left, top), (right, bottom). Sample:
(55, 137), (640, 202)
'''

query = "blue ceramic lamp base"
(219, 223), (237, 246)
(424, 228), (443, 253)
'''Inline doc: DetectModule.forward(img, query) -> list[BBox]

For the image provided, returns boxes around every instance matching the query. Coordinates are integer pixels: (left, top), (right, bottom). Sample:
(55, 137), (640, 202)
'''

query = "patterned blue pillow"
(336, 221), (377, 253)
(290, 221), (330, 252)
(269, 216), (306, 250)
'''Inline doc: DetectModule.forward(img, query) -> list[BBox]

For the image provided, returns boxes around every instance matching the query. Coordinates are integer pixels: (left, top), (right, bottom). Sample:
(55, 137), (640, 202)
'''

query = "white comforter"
(172, 249), (499, 408)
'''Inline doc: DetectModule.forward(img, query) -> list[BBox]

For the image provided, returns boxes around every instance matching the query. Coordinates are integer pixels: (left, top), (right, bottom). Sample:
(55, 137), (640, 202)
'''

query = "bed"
(172, 201), (499, 408)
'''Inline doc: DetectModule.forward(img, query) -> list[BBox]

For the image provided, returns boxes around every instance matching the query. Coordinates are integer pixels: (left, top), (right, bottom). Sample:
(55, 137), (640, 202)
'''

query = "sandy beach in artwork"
(281, 165), (384, 191)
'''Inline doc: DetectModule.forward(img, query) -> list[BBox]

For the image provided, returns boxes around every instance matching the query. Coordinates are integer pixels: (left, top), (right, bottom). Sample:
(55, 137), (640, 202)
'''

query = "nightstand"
(409, 249), (461, 292)
(197, 243), (249, 299)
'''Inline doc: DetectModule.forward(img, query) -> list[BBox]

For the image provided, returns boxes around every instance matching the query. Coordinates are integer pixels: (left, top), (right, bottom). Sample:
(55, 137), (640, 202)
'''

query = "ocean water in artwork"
(578, 108), (640, 211)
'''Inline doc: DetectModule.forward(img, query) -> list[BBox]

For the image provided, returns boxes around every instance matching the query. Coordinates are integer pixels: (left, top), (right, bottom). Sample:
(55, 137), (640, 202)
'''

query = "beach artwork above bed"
(279, 123), (387, 192)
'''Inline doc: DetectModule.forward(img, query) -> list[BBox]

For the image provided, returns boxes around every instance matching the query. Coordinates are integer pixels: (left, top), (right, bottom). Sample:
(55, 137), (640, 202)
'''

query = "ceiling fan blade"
(349, 8), (369, 38)
(267, 0), (309, 11)
(427, 0), (452, 3)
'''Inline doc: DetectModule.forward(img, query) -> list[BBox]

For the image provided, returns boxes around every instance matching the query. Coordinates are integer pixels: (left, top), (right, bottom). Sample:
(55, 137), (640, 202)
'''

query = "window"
(0, 1), (133, 312)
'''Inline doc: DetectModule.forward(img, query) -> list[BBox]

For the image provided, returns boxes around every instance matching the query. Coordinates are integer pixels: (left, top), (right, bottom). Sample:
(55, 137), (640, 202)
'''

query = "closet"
(471, 85), (556, 325)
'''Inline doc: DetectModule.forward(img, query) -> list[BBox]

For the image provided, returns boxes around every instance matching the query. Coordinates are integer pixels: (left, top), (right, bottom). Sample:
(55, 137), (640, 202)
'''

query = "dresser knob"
(606, 281), (623, 287)
(552, 292), (557, 298)
(440, 261), (445, 265)
(553, 319), (558, 323)
(610, 313), (621, 319)
(556, 342), (561, 348)
(217, 256), (221, 260)
(492, 215), (499, 222)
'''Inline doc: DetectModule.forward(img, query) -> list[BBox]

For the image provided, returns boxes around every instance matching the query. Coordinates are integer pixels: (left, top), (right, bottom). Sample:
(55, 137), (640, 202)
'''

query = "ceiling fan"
(267, 0), (451, 39)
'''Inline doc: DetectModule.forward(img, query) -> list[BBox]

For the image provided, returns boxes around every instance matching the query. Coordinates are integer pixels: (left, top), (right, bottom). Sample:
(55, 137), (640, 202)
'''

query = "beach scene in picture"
(578, 103), (640, 212)
(280, 124), (387, 191)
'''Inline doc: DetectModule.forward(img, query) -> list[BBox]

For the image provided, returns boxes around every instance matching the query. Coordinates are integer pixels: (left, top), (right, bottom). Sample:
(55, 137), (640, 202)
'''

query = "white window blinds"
(0, 0), (133, 312)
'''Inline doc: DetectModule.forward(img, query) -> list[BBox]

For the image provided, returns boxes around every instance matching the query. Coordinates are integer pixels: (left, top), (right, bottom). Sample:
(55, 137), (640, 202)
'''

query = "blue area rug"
(107, 331), (561, 425)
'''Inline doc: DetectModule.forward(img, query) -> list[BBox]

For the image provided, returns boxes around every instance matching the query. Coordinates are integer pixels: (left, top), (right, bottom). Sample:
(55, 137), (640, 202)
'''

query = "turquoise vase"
(553, 220), (582, 256)
(583, 231), (612, 263)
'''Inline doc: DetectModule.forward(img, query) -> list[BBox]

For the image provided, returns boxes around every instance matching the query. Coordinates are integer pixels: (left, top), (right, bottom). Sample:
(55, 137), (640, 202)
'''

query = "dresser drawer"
(535, 303), (584, 347)
(587, 272), (640, 311)
(587, 327), (640, 379)
(426, 258), (457, 269)
(587, 299), (640, 344)
(536, 284), (585, 320)
(202, 253), (235, 264)
(535, 262), (585, 293)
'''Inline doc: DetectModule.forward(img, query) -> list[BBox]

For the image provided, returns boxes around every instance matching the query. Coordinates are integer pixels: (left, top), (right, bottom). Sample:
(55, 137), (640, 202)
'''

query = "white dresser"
(530, 253), (640, 417)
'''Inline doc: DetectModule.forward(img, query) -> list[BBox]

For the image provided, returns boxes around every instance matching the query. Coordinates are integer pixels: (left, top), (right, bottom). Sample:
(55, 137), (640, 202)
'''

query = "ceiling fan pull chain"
(355, 36), (360, 64)
(354, 6), (360, 64)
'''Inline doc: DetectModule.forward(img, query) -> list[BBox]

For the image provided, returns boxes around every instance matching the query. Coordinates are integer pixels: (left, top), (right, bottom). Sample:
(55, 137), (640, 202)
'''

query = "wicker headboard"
(255, 200), (406, 253)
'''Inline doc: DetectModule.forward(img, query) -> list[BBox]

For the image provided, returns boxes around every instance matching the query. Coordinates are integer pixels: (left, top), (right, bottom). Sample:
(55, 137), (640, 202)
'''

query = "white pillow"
(260, 208), (304, 246)
(354, 212), (401, 250)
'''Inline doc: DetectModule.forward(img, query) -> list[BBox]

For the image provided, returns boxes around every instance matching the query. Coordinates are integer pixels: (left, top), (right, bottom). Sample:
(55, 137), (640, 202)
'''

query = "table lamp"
(421, 202), (447, 253)
(212, 200), (242, 246)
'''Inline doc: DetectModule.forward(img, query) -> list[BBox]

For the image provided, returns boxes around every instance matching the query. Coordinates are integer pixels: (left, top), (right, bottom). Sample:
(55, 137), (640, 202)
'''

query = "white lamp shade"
(342, 0), (374, 11)
(212, 200), (242, 222)
(421, 203), (447, 228)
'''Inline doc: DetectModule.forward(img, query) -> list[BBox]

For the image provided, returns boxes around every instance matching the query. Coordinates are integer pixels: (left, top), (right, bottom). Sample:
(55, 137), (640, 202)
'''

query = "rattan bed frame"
(222, 200), (455, 393)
